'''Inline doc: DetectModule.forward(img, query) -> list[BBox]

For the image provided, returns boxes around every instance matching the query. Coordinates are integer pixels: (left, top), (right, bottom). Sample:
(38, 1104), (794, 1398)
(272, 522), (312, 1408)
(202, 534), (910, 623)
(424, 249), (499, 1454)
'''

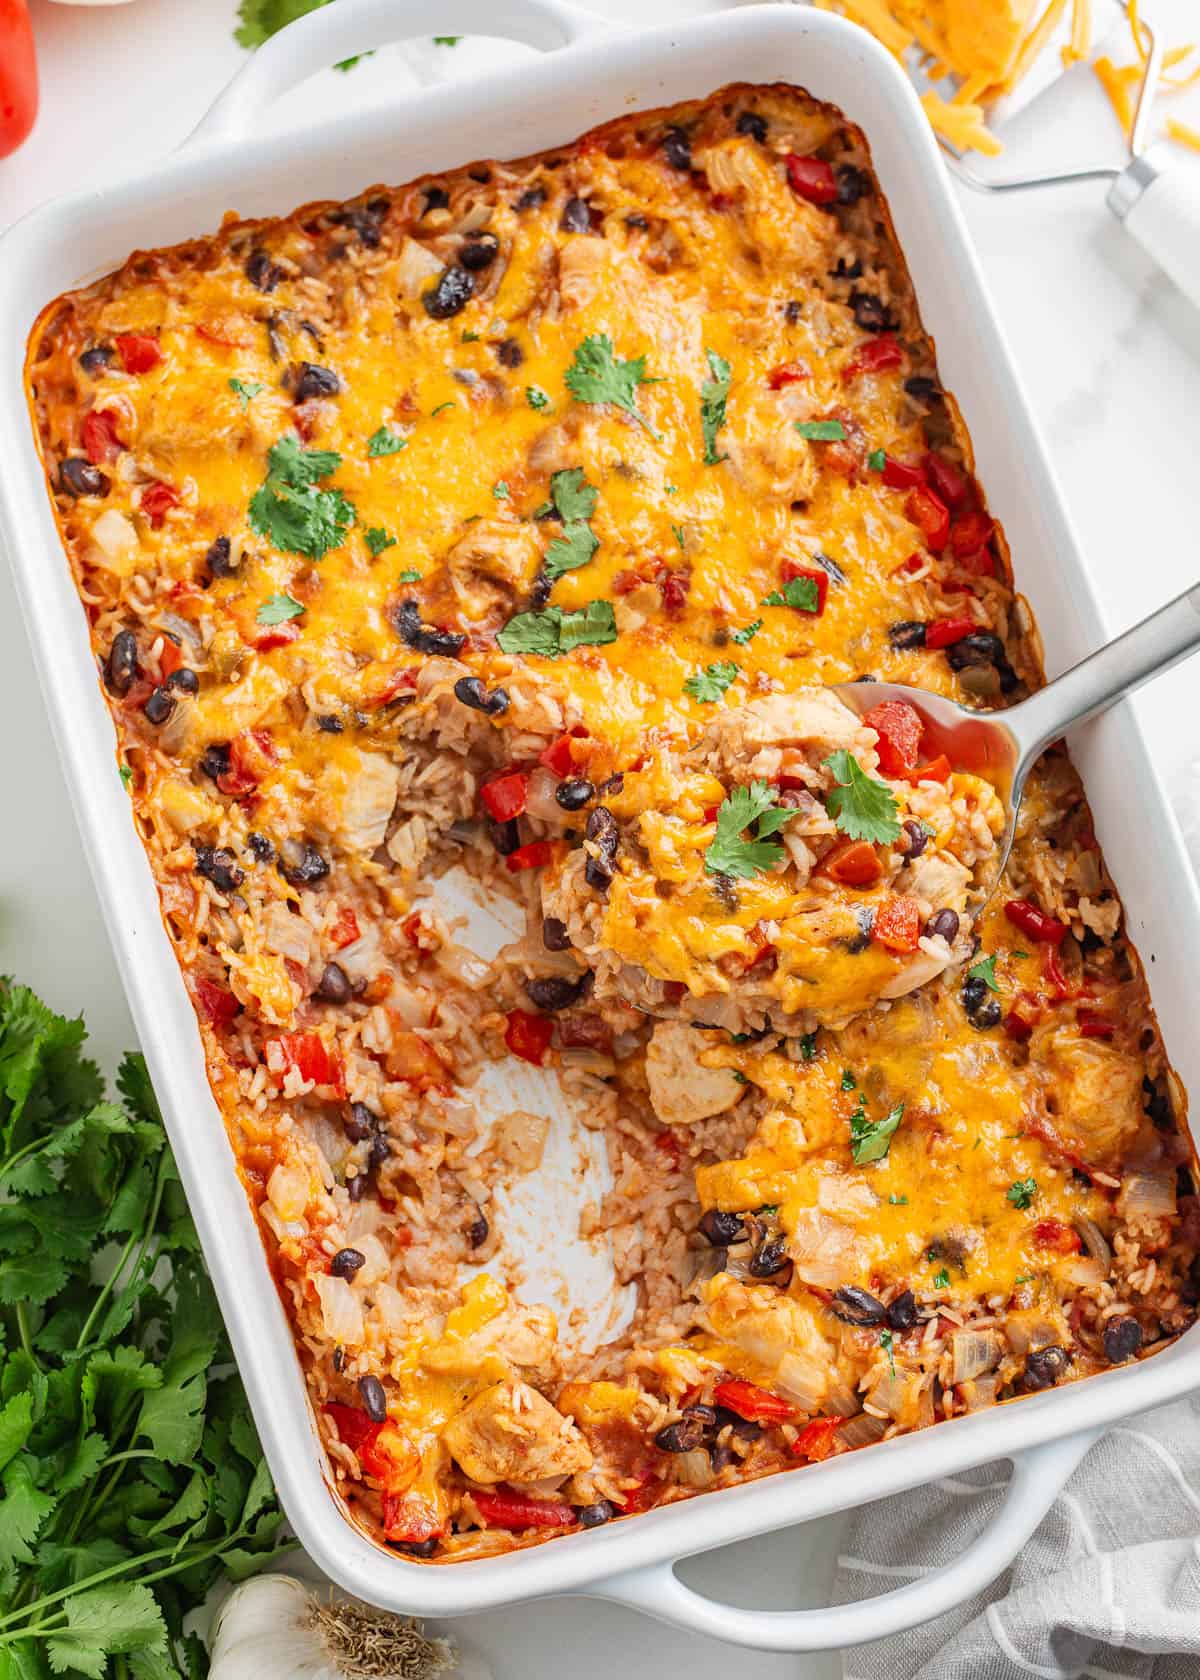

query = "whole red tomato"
(0, 0), (38, 160)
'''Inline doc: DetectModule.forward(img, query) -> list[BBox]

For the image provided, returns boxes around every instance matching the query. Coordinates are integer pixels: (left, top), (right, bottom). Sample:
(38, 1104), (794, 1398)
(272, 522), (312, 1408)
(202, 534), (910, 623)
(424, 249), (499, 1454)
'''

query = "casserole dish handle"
(587, 1429), (1098, 1652)
(188, 0), (610, 148)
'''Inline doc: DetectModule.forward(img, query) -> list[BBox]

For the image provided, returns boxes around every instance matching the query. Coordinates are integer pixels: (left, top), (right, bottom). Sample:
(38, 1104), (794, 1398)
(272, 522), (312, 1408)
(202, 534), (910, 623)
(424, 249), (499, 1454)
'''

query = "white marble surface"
(1, 3), (1198, 1675)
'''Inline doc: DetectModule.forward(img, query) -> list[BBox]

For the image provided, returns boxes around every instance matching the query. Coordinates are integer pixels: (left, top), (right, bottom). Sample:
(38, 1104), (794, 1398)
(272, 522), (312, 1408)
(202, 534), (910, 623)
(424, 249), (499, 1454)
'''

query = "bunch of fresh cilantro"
(0, 982), (286, 1679)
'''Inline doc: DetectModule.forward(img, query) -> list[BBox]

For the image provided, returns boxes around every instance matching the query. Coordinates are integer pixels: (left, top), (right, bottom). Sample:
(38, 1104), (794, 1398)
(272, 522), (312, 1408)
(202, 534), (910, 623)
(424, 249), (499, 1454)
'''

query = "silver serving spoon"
(834, 581), (1200, 905)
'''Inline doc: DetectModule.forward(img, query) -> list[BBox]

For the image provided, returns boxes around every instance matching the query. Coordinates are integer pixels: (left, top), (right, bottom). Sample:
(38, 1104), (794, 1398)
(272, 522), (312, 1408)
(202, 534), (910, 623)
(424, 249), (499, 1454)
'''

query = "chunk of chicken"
(702, 1277), (836, 1407)
(446, 520), (541, 620)
(442, 1379), (592, 1485)
(423, 1303), (559, 1385)
(557, 237), (610, 310)
(313, 749), (400, 856)
(645, 1021), (744, 1126)
(695, 689), (878, 782)
(1047, 1032), (1144, 1165)
(905, 851), (971, 909)
(721, 392), (819, 506)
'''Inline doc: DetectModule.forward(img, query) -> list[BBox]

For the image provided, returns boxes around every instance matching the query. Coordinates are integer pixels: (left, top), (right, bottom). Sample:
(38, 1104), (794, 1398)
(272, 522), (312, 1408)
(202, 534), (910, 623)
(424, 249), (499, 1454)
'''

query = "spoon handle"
(1007, 582), (1200, 764)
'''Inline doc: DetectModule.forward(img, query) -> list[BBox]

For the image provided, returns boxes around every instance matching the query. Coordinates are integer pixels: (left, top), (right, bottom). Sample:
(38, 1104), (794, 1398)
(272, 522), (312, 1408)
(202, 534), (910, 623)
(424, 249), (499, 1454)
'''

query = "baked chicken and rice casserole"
(26, 83), (1198, 1561)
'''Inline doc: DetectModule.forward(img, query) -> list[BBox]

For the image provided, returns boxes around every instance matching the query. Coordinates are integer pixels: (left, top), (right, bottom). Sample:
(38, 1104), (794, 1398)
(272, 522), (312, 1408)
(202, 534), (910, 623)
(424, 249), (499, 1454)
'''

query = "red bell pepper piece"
(819, 838), (883, 888)
(116, 333), (164, 376)
(713, 1378), (795, 1423)
(504, 1009), (554, 1065)
(902, 754), (952, 784)
(505, 840), (555, 874)
(844, 335), (905, 379)
(780, 561), (829, 616)
(382, 1491), (445, 1544)
(323, 1402), (380, 1455)
(790, 1416), (846, 1461)
(924, 615), (976, 650)
(905, 485), (950, 552)
(880, 453), (925, 489)
(950, 510), (994, 559)
(1004, 898), (1067, 946)
(272, 1031), (340, 1087)
(767, 360), (811, 388)
(473, 1489), (576, 1531)
(1042, 943), (1071, 1000)
(1077, 1010), (1114, 1040)
(481, 770), (528, 823)
(82, 409), (125, 466)
(249, 621), (301, 653)
(156, 639), (184, 680)
(140, 481), (180, 530)
(654, 1130), (682, 1165)
(1004, 993), (1039, 1042)
(330, 906), (361, 949)
(785, 153), (838, 205)
(193, 977), (240, 1027)
(538, 730), (587, 776)
(872, 895), (922, 954)
(922, 452), (971, 513)
(862, 700), (923, 776)
(1032, 1219), (1082, 1254)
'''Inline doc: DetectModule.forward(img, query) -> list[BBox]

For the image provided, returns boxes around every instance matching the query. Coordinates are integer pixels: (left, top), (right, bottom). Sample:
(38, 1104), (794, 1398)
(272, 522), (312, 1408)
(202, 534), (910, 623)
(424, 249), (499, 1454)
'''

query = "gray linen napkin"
(833, 1392), (1200, 1677)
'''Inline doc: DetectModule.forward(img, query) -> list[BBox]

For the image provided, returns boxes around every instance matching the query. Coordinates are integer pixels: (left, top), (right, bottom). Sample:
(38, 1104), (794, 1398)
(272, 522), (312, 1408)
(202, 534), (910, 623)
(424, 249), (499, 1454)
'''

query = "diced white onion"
(1117, 1172), (1177, 1221)
(774, 1350), (826, 1413)
(951, 1328), (1002, 1385)
(675, 1450), (713, 1488)
(313, 1274), (364, 1346)
(89, 509), (139, 573)
(267, 1161), (309, 1220)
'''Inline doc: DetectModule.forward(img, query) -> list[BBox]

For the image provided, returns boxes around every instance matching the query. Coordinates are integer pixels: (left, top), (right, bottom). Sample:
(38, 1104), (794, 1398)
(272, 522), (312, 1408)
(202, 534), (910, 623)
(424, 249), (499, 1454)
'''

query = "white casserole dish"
(2, 0), (1197, 1652)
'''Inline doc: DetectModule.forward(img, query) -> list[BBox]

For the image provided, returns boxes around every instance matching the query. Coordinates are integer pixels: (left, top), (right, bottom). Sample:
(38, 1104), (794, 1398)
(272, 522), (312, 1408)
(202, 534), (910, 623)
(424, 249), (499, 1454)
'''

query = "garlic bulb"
(209, 1572), (489, 1680)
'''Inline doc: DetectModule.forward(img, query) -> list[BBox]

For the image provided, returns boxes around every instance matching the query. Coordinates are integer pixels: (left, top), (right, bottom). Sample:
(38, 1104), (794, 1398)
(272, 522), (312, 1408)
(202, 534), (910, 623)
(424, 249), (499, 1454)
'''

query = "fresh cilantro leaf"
(564, 333), (661, 438)
(234, 0), (323, 50)
(799, 1032), (817, 1061)
(932, 1266), (950, 1288)
(868, 448), (885, 471)
(0, 1456), (56, 1570)
(433, 34), (461, 43)
(763, 576), (820, 612)
(46, 1583), (167, 1679)
(397, 567), (422, 582)
(967, 954), (999, 992)
(543, 468), (600, 580)
(1014, 1272), (1032, 1285)
(841, 1069), (856, 1090)
(461, 330), (480, 343)
(544, 523), (599, 580)
(228, 378), (264, 411)
(493, 481), (511, 500)
(685, 661), (739, 703)
(849, 1100), (904, 1165)
(248, 433), (354, 560)
(1007, 1177), (1037, 1210)
(824, 749), (902, 844)
(671, 523), (686, 550)
(795, 419), (846, 440)
(255, 593), (304, 626)
(118, 764), (133, 789)
(888, 1192), (908, 1205)
(0, 1392), (33, 1475)
(366, 527), (395, 557)
(730, 618), (762, 646)
(367, 425), (407, 457)
(334, 52), (373, 70)
(704, 780), (797, 880)
(550, 467), (598, 523)
(496, 601), (617, 658)
(665, 482), (679, 494)
(880, 1328), (896, 1376)
(526, 385), (550, 410)
(700, 348), (731, 465)
(430, 401), (455, 417)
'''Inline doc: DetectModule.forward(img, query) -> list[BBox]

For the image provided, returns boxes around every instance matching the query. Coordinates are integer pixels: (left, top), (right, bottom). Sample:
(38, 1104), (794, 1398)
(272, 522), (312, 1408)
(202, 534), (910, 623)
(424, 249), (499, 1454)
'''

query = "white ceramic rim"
(0, 0), (1197, 1652)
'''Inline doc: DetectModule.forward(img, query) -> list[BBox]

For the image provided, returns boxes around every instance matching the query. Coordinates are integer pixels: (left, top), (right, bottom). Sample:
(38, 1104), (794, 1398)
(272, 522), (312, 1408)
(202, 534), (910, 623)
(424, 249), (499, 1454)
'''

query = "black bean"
(483, 688), (510, 716)
(1102, 1316), (1142, 1364)
(194, 845), (244, 894)
(904, 375), (939, 402)
(487, 817), (521, 857)
(460, 233), (499, 271)
(749, 1235), (791, 1278)
(831, 1286), (887, 1327)
(926, 909), (960, 943)
(347, 1172), (368, 1202)
(542, 917), (571, 952)
(711, 872), (738, 912)
(735, 111), (767, 143)
(784, 300), (803, 324)
(205, 535), (238, 579)
(105, 630), (139, 696)
(199, 742), (231, 783)
(454, 676), (490, 712)
(495, 338), (524, 369)
(585, 806), (619, 858)
(529, 571), (553, 610)
(662, 127), (692, 171)
(560, 196), (593, 234)
(316, 962), (351, 1004)
(60, 458), (109, 498)
(423, 265), (475, 320)
(577, 1500), (616, 1528)
(556, 778), (594, 812)
(369, 1132), (392, 1171)
(248, 832), (274, 862)
(656, 1413), (707, 1453)
(332, 1346), (346, 1373)
(584, 855), (613, 893)
(1022, 1345), (1069, 1392)
(814, 552), (847, 586)
(850, 290), (896, 332)
(902, 819), (928, 859)
(143, 687), (175, 726)
(832, 256), (862, 281)
(358, 1374), (388, 1422)
(316, 714), (343, 733)
(390, 598), (466, 658)
(344, 1102), (378, 1143)
(963, 975), (1001, 1030)
(246, 250), (284, 292)
(423, 186), (450, 212)
(713, 1406), (761, 1441)
(79, 345), (113, 375)
(294, 361), (340, 402)
(516, 185), (546, 211)
(625, 213), (649, 230)
(393, 1536), (439, 1557)
(333, 204), (385, 247)
(699, 1209), (745, 1247)
(166, 666), (199, 695)
(889, 620), (927, 650)
(467, 1207), (489, 1249)
(331, 1247), (366, 1279)
(836, 164), (870, 205)
(526, 975), (585, 1012)
(279, 839), (330, 888)
(945, 633), (1019, 693)
(886, 1289), (918, 1331)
